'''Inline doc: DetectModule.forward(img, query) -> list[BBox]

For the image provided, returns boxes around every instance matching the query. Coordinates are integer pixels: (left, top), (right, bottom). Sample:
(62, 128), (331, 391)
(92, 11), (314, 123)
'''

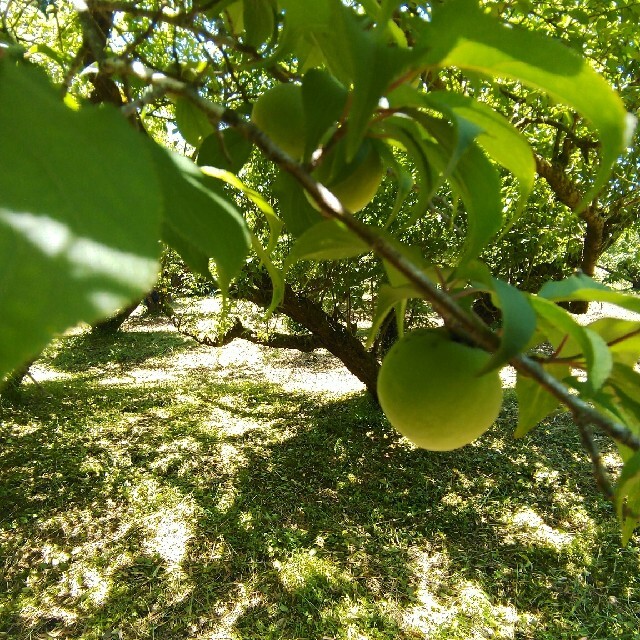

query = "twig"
(103, 58), (640, 454)
(577, 422), (615, 502)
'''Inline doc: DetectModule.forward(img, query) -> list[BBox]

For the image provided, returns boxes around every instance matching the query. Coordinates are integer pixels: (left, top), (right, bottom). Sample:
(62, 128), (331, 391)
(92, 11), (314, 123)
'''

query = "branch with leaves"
(2, 0), (639, 542)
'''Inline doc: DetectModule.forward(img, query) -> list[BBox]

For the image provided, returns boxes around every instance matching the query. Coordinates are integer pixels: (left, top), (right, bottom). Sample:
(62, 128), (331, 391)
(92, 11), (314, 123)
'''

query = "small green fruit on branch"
(102, 58), (640, 455)
(378, 329), (503, 451)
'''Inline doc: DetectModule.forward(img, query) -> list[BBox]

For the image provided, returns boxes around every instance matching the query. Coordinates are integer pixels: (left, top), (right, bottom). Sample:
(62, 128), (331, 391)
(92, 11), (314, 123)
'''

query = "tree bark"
(533, 155), (609, 314)
(1, 357), (36, 398)
(241, 274), (381, 399)
(90, 301), (140, 335)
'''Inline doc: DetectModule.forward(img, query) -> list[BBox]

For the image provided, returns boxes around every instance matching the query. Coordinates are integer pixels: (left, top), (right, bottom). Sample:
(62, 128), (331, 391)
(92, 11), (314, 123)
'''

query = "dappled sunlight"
(276, 549), (351, 593)
(143, 504), (194, 569)
(27, 364), (73, 383)
(206, 403), (267, 436)
(98, 368), (180, 386)
(402, 548), (524, 638)
(202, 582), (263, 640)
(402, 548), (451, 631)
(602, 449), (623, 472)
(64, 565), (110, 606)
(129, 367), (181, 384)
(2, 317), (639, 639)
(502, 507), (573, 550)
(149, 436), (203, 474)
(210, 443), (247, 514)
(499, 365), (517, 388)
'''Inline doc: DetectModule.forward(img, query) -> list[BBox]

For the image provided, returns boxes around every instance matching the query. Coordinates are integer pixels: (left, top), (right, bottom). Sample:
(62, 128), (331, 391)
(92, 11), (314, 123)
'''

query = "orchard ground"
(1, 300), (639, 640)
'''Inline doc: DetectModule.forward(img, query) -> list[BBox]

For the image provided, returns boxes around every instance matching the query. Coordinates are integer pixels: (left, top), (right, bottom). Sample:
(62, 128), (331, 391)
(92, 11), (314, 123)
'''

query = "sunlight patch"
(203, 581), (263, 640)
(214, 482), (238, 514)
(28, 364), (72, 382)
(276, 549), (350, 592)
(502, 507), (573, 550)
(144, 504), (194, 568)
(129, 367), (179, 383)
(40, 544), (70, 566)
(207, 405), (265, 436)
(65, 566), (110, 605)
(150, 437), (202, 474)
(403, 547), (521, 639)
(403, 549), (452, 632)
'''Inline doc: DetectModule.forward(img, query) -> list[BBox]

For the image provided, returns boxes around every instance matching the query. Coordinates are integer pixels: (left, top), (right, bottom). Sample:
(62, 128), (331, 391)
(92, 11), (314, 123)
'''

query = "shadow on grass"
(0, 368), (639, 640)
(46, 330), (191, 372)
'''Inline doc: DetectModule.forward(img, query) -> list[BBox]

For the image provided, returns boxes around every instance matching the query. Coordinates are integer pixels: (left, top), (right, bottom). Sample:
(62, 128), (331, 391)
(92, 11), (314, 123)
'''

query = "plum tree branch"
(103, 58), (640, 454)
(98, 1), (294, 82)
(170, 314), (323, 352)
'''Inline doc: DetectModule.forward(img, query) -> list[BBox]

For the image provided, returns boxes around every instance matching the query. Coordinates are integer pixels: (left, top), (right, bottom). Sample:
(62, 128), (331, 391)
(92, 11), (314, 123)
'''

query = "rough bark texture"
(242, 274), (380, 398)
(534, 154), (611, 314)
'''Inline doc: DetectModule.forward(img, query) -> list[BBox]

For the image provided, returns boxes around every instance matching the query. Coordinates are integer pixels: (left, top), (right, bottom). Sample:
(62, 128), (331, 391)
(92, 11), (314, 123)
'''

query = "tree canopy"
(1, 0), (639, 542)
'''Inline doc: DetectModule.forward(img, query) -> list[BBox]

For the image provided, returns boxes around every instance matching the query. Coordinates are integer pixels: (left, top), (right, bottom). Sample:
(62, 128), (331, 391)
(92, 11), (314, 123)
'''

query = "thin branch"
(578, 422), (615, 502)
(171, 314), (322, 352)
(103, 58), (640, 454)
(98, 1), (295, 82)
(516, 116), (600, 150)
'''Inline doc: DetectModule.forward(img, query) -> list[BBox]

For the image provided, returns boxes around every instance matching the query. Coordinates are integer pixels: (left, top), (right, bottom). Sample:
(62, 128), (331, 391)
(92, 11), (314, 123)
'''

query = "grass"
(0, 320), (639, 639)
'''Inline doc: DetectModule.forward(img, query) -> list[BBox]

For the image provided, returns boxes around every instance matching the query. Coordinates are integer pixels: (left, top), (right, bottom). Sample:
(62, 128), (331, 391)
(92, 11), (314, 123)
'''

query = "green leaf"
(321, 3), (415, 159)
(27, 43), (70, 69)
(383, 245), (427, 287)
(302, 69), (348, 161)
(615, 450), (640, 545)
(273, 170), (323, 237)
(174, 96), (213, 148)
(379, 118), (436, 227)
(376, 142), (414, 229)
(561, 318), (640, 368)
(366, 283), (422, 349)
(148, 145), (250, 296)
(483, 279), (537, 371)
(529, 296), (612, 392)
(0, 61), (161, 377)
(251, 235), (284, 319)
(161, 224), (211, 279)
(609, 364), (640, 411)
(605, 364), (640, 464)
(539, 273), (640, 314)
(411, 113), (503, 263)
(279, 1), (414, 158)
(271, 0), (333, 65)
(514, 363), (570, 438)
(391, 87), (535, 222)
(243, 0), (275, 47)
(382, 246), (427, 339)
(284, 220), (369, 272)
(197, 128), (253, 173)
(422, 0), (632, 210)
(201, 166), (283, 255)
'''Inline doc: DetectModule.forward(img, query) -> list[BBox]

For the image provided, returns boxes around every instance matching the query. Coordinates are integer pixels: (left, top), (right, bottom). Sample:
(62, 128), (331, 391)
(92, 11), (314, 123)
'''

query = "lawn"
(0, 312), (639, 639)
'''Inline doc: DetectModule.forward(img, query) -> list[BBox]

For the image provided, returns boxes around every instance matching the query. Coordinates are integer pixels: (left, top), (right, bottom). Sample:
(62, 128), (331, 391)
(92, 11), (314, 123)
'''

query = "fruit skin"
(251, 84), (305, 160)
(377, 328), (503, 451)
(309, 137), (384, 212)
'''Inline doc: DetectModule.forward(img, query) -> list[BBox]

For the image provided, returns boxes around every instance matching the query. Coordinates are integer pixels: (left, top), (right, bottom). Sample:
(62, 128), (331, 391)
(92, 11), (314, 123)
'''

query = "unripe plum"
(377, 328), (503, 451)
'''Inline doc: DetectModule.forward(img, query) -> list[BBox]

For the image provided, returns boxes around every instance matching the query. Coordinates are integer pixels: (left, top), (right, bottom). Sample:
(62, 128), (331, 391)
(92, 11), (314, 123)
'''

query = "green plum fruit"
(309, 137), (384, 212)
(377, 328), (503, 451)
(251, 83), (305, 160)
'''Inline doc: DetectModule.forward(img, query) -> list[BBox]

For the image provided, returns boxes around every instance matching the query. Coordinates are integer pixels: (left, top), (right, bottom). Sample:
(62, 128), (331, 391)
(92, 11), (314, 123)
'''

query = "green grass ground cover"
(0, 321), (639, 639)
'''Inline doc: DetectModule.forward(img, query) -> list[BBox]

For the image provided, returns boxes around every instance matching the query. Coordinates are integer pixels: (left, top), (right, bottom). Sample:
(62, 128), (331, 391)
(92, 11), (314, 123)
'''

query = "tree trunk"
(1, 357), (36, 398)
(243, 274), (380, 399)
(571, 216), (605, 314)
(90, 301), (140, 335)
